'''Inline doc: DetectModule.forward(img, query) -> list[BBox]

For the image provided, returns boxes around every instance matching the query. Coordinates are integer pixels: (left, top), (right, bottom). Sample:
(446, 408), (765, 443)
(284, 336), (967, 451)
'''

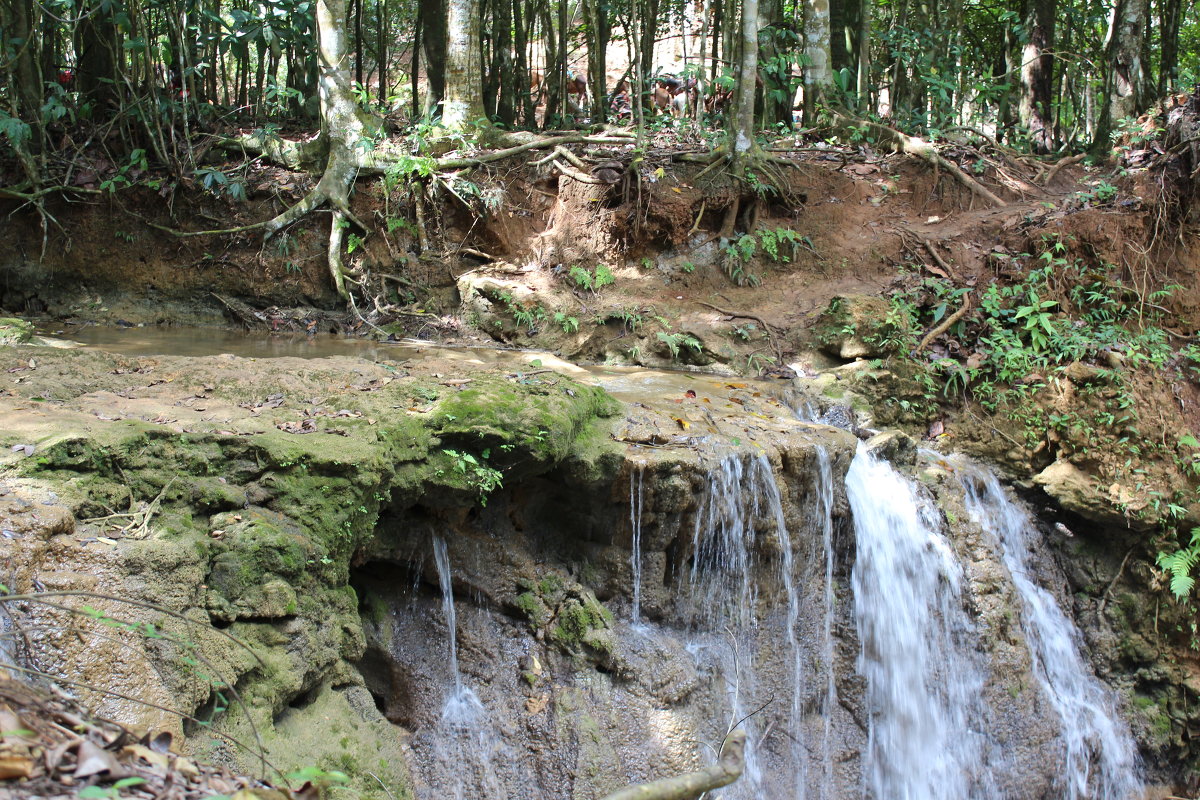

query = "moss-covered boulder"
(0, 316), (33, 345)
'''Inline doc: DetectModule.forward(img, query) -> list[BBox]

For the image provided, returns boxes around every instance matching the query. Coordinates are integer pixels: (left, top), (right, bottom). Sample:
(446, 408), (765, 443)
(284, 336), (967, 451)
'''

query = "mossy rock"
(815, 295), (895, 361)
(0, 317), (33, 346)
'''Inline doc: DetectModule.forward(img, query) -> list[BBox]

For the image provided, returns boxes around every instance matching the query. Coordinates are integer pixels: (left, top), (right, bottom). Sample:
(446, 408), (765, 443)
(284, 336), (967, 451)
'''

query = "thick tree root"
(598, 729), (746, 800)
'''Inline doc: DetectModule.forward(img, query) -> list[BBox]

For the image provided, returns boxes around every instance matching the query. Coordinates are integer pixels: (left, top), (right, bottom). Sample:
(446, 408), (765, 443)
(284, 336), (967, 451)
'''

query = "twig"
(697, 301), (785, 363)
(1098, 545), (1136, 616)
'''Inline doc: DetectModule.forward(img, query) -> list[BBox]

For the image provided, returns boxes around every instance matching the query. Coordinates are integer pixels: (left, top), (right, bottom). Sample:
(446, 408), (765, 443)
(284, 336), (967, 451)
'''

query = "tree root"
(914, 290), (972, 354)
(698, 301), (785, 363)
(832, 111), (1007, 208)
(598, 729), (746, 800)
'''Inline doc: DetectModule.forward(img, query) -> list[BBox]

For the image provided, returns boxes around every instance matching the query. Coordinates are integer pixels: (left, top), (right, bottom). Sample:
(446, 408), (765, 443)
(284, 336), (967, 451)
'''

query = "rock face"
(0, 341), (1176, 799)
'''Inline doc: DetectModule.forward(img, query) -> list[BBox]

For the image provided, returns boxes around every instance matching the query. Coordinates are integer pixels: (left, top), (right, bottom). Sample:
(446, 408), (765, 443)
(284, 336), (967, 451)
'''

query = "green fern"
(1157, 528), (1200, 599)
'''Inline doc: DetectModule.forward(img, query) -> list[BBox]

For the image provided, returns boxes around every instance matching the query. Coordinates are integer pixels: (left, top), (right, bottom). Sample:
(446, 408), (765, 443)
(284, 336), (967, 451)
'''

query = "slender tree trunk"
(411, 10), (422, 116)
(443, 0), (484, 129)
(854, 0), (868, 109)
(352, 0), (362, 89)
(1093, 0), (1148, 151)
(803, 0), (832, 123)
(514, 0), (533, 124)
(731, 0), (759, 153)
(376, 0), (389, 105)
(583, 0), (609, 122)
(495, 0), (515, 124)
(1159, 0), (1182, 93)
(1018, 0), (1055, 152)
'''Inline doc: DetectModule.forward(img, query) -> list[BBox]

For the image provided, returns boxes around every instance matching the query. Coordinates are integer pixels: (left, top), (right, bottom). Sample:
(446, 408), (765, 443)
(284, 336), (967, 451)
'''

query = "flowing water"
(628, 464), (645, 629)
(685, 453), (804, 798)
(959, 464), (1143, 799)
(425, 536), (498, 800)
(847, 447), (992, 800)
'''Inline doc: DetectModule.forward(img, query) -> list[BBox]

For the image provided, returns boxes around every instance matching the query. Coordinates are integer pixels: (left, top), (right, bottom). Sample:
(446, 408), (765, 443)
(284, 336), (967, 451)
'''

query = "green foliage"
(78, 778), (148, 799)
(568, 264), (615, 293)
(1158, 528), (1200, 599)
(656, 331), (702, 359)
(722, 228), (807, 286)
(553, 311), (579, 334)
(441, 448), (503, 504)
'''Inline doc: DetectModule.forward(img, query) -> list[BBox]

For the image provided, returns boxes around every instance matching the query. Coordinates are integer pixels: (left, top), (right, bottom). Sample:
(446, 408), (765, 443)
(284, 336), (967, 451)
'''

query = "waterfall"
(847, 447), (991, 800)
(812, 447), (837, 800)
(428, 535), (497, 800)
(959, 465), (1143, 799)
(629, 464), (645, 629)
(686, 453), (805, 798)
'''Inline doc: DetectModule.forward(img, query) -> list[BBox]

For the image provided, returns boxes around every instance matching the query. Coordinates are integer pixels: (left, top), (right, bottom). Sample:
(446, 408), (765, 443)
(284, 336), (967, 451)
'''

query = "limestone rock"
(1033, 459), (1153, 530)
(816, 295), (892, 361)
(864, 430), (917, 467)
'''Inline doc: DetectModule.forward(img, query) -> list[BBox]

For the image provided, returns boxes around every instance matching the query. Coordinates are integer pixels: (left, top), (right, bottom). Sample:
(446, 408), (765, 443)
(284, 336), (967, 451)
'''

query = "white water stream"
(847, 447), (992, 800)
(959, 464), (1142, 799)
(429, 535), (499, 800)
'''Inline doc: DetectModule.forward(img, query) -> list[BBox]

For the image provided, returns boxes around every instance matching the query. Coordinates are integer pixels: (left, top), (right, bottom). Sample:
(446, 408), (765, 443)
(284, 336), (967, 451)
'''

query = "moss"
(0, 317), (34, 345)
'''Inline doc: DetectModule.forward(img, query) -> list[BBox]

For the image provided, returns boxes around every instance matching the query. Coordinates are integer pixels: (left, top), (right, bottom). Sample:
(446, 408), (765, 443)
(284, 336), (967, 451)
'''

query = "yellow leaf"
(672, 187), (682, 193)
(671, 417), (690, 430)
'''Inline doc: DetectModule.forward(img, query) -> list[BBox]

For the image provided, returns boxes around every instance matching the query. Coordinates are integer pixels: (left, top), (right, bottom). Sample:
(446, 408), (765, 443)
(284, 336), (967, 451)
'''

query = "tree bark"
(802, 0), (833, 123)
(1159, 0), (1182, 94)
(442, 0), (484, 129)
(1093, 0), (1148, 152)
(1018, 0), (1056, 153)
(420, 0), (447, 114)
(74, 0), (120, 115)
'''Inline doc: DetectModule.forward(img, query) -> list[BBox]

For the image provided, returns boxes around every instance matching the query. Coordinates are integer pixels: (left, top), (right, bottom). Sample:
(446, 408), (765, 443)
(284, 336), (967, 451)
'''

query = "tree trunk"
(494, 0), (515, 124)
(1018, 0), (1055, 152)
(75, 0), (120, 115)
(1159, 0), (1182, 94)
(442, 0), (485, 129)
(421, 0), (447, 114)
(1093, 0), (1149, 151)
(583, 0), (609, 122)
(802, 0), (832, 123)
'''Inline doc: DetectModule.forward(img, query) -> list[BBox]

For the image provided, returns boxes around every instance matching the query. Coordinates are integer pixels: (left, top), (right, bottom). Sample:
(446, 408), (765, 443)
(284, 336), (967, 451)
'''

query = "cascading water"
(684, 453), (808, 799)
(629, 464), (645, 629)
(847, 447), (993, 800)
(426, 535), (499, 800)
(959, 464), (1143, 799)
(812, 447), (838, 800)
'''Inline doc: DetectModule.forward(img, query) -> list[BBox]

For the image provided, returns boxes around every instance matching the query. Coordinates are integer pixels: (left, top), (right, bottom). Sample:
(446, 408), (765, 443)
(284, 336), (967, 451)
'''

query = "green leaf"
(1179, 434), (1200, 448)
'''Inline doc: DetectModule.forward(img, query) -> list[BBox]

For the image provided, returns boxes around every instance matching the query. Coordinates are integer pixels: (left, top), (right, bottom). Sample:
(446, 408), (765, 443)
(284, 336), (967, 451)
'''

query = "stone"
(863, 430), (918, 466)
(1033, 459), (1153, 530)
(816, 295), (893, 361)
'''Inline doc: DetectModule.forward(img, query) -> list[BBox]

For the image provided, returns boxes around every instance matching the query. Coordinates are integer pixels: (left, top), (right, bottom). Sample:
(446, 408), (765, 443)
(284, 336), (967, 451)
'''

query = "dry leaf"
(75, 739), (122, 778)
(671, 417), (690, 430)
(0, 755), (33, 780)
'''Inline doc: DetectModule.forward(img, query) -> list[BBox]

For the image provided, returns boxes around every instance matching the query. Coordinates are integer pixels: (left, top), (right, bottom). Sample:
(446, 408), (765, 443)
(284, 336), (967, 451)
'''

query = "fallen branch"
(914, 291), (972, 354)
(599, 729), (746, 800)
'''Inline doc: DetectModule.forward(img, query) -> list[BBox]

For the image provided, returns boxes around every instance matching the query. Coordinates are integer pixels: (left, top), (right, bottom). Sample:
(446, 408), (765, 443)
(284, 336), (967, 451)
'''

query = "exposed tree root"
(914, 290), (972, 354)
(698, 301), (785, 363)
(832, 111), (1007, 208)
